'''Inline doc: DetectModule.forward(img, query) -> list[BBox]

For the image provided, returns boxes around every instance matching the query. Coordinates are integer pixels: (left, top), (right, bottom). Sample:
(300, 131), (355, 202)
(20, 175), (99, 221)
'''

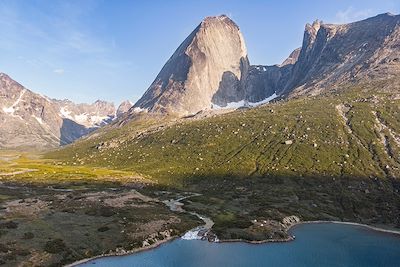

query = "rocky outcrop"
(285, 13), (400, 96)
(0, 73), (116, 148)
(116, 100), (133, 117)
(280, 47), (301, 67)
(244, 13), (400, 100)
(282, 215), (300, 227)
(133, 15), (249, 116)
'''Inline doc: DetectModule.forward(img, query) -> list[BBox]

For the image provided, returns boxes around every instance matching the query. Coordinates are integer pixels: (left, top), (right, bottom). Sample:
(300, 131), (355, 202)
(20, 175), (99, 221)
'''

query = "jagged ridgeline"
(0, 73), (133, 149)
(131, 13), (400, 116)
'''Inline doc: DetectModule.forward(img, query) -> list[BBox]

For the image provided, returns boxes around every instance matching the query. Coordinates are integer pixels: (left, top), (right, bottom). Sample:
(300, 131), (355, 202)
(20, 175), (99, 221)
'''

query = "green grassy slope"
(47, 81), (400, 240)
(48, 83), (400, 185)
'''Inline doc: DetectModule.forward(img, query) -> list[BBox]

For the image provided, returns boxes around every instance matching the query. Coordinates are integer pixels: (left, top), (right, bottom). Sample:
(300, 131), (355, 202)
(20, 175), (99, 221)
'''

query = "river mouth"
(76, 222), (400, 267)
(162, 192), (218, 242)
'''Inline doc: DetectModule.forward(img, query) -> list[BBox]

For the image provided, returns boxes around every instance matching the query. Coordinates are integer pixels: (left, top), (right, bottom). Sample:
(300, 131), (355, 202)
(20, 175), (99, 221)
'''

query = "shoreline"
(66, 235), (179, 267)
(67, 220), (400, 266)
(288, 220), (400, 236)
(217, 221), (400, 245)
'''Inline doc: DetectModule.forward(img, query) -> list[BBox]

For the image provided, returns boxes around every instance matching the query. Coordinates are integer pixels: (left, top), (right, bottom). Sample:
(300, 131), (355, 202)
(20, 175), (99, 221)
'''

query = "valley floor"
(2, 83), (400, 266)
(1, 149), (400, 266)
(0, 151), (201, 266)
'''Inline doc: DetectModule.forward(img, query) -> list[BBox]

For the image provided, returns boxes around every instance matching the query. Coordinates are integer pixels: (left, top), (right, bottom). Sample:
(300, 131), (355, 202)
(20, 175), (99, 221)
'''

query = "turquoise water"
(78, 223), (400, 267)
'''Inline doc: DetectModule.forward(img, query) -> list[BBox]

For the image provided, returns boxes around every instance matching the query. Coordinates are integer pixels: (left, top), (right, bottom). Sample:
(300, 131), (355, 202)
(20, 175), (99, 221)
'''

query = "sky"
(0, 0), (399, 105)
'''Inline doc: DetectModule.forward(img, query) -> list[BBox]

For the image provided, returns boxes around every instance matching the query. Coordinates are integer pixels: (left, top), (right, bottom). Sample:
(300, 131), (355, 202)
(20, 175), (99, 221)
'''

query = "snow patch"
(212, 100), (247, 109)
(60, 107), (112, 126)
(2, 106), (15, 114)
(2, 89), (26, 115)
(212, 93), (278, 110)
(33, 115), (44, 125)
(60, 107), (72, 119)
(88, 115), (110, 124)
(132, 107), (148, 113)
(74, 113), (89, 124)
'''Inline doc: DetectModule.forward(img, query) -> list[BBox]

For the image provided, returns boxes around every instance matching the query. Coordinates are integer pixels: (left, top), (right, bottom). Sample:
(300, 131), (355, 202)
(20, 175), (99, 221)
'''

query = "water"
(78, 223), (400, 267)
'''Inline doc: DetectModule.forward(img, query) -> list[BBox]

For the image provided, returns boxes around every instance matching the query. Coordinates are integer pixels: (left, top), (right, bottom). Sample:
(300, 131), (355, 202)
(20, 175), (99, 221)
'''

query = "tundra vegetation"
(1, 82), (399, 266)
(50, 82), (400, 244)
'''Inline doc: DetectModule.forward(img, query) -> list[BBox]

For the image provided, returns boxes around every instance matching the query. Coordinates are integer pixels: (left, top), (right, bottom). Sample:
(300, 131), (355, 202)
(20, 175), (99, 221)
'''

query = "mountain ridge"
(130, 13), (400, 116)
(0, 72), (118, 148)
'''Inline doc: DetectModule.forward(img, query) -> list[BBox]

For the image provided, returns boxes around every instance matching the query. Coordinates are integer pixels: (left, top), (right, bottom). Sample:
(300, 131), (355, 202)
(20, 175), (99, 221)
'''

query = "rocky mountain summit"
(132, 13), (400, 116)
(285, 13), (400, 96)
(0, 73), (116, 148)
(2, 13), (399, 148)
(133, 15), (250, 116)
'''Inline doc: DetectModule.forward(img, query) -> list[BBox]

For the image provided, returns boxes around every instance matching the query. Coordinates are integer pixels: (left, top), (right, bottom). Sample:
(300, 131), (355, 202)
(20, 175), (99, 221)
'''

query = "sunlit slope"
(47, 83), (400, 185)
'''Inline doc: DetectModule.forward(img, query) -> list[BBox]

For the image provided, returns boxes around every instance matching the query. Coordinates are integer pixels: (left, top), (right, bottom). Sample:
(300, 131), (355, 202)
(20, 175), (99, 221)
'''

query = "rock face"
(133, 13), (400, 116)
(285, 13), (400, 96)
(244, 13), (400, 99)
(3, 13), (399, 148)
(116, 100), (133, 117)
(133, 15), (249, 116)
(0, 73), (116, 148)
(280, 48), (301, 67)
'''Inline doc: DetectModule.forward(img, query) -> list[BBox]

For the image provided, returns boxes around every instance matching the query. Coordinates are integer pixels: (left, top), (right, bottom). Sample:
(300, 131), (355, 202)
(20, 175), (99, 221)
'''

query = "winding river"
(162, 193), (216, 241)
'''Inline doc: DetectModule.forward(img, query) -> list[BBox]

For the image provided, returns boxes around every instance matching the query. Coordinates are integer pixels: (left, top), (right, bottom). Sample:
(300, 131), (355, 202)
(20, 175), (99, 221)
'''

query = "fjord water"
(79, 223), (400, 267)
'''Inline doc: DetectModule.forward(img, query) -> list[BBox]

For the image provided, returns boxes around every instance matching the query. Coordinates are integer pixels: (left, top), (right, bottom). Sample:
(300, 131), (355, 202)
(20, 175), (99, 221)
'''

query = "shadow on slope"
(59, 118), (92, 146)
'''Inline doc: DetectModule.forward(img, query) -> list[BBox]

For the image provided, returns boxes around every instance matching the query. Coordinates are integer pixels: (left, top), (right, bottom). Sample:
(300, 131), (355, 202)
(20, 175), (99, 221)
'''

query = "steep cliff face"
(133, 13), (400, 116)
(133, 15), (249, 116)
(242, 13), (400, 100)
(0, 73), (116, 148)
(285, 13), (400, 96)
(243, 48), (301, 103)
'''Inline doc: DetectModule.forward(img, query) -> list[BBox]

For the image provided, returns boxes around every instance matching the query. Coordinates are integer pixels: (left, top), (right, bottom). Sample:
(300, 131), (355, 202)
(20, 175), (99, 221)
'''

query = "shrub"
(97, 226), (110, 232)
(22, 232), (34, 239)
(44, 239), (66, 254)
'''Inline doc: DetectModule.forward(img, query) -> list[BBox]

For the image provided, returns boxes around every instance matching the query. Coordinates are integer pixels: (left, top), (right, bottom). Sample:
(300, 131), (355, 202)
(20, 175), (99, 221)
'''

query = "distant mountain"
(131, 13), (400, 116)
(0, 73), (116, 148)
(116, 100), (133, 117)
(4, 13), (400, 148)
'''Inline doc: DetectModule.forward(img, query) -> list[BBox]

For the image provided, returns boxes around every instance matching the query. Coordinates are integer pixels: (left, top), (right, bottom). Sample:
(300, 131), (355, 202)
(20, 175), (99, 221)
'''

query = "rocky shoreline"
(66, 234), (179, 267)
(68, 219), (400, 266)
(65, 195), (400, 267)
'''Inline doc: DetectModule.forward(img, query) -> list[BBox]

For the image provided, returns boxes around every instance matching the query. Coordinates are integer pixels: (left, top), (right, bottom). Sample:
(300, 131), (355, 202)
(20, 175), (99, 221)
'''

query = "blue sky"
(0, 0), (399, 105)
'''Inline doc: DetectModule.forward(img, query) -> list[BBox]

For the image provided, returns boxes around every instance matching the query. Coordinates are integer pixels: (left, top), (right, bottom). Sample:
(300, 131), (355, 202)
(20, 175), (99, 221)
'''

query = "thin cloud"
(53, 69), (65, 74)
(335, 7), (373, 23)
(0, 1), (107, 55)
